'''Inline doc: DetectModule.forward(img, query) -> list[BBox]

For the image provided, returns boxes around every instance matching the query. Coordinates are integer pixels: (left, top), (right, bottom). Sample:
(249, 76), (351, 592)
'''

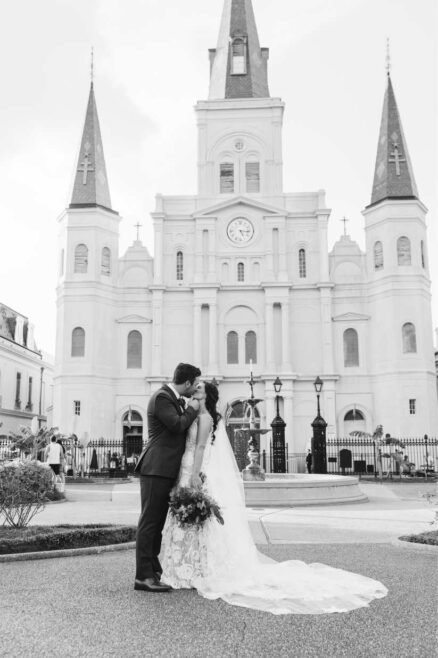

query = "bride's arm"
(191, 414), (212, 487)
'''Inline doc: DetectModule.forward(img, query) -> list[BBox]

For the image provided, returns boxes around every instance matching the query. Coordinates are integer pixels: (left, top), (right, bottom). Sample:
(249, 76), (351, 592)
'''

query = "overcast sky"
(0, 0), (436, 355)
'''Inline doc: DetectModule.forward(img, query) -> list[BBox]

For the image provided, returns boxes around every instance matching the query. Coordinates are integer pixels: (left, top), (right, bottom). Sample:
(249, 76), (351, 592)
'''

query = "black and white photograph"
(0, 0), (437, 656)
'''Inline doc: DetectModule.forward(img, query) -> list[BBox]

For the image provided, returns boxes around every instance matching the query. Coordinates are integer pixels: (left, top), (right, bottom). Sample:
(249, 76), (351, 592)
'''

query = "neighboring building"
(0, 303), (53, 436)
(53, 0), (437, 456)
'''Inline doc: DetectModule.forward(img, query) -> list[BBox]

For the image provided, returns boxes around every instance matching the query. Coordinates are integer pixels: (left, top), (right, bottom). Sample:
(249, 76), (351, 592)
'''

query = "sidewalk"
(31, 478), (437, 545)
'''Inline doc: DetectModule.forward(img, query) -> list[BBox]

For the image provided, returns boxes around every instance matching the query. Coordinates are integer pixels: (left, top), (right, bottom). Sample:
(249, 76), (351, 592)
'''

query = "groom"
(134, 362), (201, 592)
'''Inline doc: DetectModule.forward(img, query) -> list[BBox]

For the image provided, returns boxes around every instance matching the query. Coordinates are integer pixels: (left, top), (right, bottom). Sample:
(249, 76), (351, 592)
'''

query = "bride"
(160, 381), (388, 615)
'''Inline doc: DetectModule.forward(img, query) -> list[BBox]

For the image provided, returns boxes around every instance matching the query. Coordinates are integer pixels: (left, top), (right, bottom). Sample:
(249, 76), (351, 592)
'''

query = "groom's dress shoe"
(134, 577), (171, 593)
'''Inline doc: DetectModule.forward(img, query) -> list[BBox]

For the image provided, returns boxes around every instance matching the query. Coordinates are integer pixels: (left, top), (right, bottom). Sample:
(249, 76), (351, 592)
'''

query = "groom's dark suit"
(135, 384), (198, 580)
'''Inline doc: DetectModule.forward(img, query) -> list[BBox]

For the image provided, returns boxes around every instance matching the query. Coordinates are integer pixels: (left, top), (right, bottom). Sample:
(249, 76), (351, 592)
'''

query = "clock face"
(227, 218), (254, 244)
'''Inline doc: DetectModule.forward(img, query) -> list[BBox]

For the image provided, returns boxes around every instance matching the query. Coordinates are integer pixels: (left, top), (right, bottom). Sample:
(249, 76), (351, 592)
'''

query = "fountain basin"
(243, 474), (367, 507)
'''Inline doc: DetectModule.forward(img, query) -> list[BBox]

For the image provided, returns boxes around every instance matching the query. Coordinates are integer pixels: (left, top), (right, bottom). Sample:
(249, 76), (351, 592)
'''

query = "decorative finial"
(90, 47), (94, 84)
(385, 38), (391, 77)
(134, 222), (143, 241)
(340, 216), (349, 236)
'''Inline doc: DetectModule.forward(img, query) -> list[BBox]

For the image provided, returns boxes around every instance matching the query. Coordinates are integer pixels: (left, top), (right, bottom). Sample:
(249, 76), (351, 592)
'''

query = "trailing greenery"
(399, 530), (438, 546)
(0, 461), (54, 528)
(0, 524), (136, 554)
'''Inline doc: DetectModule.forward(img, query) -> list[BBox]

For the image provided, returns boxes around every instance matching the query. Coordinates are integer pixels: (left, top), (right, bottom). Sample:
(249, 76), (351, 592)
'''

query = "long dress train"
(160, 420), (388, 615)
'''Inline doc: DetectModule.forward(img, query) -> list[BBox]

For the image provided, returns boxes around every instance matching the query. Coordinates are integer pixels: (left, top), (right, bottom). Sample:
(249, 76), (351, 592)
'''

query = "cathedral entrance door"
(226, 399), (260, 472)
(122, 410), (143, 472)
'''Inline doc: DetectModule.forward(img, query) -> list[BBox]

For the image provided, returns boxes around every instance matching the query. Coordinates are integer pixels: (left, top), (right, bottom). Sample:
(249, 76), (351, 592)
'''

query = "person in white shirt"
(44, 436), (63, 476)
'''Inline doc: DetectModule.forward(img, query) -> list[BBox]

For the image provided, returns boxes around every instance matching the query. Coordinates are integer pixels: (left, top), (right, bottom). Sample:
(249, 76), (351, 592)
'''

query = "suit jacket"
(135, 385), (198, 479)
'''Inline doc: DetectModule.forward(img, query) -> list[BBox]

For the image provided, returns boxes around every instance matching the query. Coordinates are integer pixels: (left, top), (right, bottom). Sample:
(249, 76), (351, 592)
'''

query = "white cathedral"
(53, 0), (438, 458)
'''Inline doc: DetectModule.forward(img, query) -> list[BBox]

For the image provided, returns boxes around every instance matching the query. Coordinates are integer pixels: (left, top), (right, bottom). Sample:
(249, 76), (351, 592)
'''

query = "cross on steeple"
(78, 152), (94, 185)
(134, 222), (143, 241)
(340, 216), (349, 236)
(389, 141), (406, 176)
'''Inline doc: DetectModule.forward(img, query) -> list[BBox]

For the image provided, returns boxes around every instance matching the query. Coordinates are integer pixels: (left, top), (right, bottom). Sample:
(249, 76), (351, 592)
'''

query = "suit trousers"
(135, 475), (174, 580)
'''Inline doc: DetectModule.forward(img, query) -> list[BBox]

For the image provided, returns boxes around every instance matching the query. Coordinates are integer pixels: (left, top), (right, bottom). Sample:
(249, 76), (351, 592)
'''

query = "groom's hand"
(188, 398), (200, 412)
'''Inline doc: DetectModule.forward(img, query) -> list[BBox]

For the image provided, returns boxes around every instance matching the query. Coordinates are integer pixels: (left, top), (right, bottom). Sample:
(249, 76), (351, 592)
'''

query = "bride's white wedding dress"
(160, 419), (387, 615)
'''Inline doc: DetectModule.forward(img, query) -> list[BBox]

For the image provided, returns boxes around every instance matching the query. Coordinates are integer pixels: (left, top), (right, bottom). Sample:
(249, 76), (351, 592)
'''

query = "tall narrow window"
(101, 247), (111, 276)
(74, 244), (88, 273)
(237, 262), (245, 282)
(127, 330), (142, 369)
(176, 251), (184, 281)
(402, 323), (417, 353)
(71, 327), (85, 357)
(246, 162), (260, 193)
(397, 236), (411, 265)
(245, 331), (257, 364)
(343, 329), (359, 367)
(231, 37), (247, 74)
(409, 399), (416, 415)
(421, 241), (425, 269)
(298, 249), (307, 278)
(374, 241), (384, 270)
(74, 400), (81, 416)
(220, 163), (234, 193)
(15, 372), (21, 409)
(227, 331), (239, 364)
(26, 376), (33, 411)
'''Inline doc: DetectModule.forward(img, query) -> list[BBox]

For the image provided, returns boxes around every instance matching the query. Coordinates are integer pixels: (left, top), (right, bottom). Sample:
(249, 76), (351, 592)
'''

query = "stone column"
(151, 289), (163, 375)
(208, 301), (218, 373)
(320, 287), (334, 374)
(154, 218), (164, 285)
(317, 211), (330, 282)
(264, 299), (275, 372)
(194, 223), (203, 284)
(193, 301), (202, 365)
(281, 301), (291, 371)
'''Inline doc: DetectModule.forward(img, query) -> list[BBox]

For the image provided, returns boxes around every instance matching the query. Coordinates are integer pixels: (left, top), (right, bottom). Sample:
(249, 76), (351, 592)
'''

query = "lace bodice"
(177, 416), (212, 488)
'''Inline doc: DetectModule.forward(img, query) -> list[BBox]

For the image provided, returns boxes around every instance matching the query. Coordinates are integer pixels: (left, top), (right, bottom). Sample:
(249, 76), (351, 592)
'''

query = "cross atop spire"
(69, 80), (113, 212)
(369, 73), (418, 207)
(208, 0), (270, 100)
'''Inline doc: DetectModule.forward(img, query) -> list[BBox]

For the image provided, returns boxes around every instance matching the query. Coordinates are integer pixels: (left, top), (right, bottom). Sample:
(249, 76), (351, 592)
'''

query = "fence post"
(424, 434), (428, 481)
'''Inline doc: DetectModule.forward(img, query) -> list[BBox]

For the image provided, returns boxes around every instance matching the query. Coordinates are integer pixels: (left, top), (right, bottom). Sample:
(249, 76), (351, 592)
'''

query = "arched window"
(374, 241), (384, 270)
(231, 37), (246, 74)
(402, 323), (417, 353)
(298, 249), (306, 278)
(74, 244), (88, 273)
(71, 327), (85, 357)
(101, 247), (111, 276)
(245, 331), (257, 364)
(176, 251), (183, 281)
(397, 236), (411, 266)
(343, 328), (359, 367)
(227, 331), (239, 364)
(421, 241), (426, 269)
(127, 330), (142, 368)
(344, 409), (365, 421)
(220, 163), (234, 193)
(237, 262), (245, 282)
(246, 162), (260, 193)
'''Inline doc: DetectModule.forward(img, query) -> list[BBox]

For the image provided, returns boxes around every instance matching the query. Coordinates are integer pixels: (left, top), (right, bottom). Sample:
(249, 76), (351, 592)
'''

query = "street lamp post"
(311, 376), (328, 474)
(271, 377), (286, 473)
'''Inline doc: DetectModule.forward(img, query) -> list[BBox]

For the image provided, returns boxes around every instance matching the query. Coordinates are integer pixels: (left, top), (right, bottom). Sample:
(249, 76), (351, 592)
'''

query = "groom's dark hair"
(173, 363), (201, 385)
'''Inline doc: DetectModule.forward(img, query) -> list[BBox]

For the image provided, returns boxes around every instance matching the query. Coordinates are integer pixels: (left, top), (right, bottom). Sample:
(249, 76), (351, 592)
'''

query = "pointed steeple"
(369, 74), (418, 207)
(69, 82), (113, 211)
(209, 0), (270, 100)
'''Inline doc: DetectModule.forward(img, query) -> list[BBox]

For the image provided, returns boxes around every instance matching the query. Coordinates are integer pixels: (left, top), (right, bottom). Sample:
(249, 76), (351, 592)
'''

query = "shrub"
(0, 461), (54, 528)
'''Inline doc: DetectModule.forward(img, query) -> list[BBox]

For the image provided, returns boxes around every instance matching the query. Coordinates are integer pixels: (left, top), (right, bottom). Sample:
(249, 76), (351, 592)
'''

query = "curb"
(391, 538), (438, 552)
(0, 541), (136, 563)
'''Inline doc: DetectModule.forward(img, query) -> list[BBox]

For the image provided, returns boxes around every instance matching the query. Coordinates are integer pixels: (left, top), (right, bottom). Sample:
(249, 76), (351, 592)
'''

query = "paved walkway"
(0, 480), (437, 657)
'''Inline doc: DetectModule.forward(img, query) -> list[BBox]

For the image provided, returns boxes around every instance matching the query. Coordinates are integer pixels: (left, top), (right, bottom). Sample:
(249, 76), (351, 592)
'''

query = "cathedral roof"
(208, 0), (270, 100)
(69, 83), (114, 212)
(369, 75), (418, 207)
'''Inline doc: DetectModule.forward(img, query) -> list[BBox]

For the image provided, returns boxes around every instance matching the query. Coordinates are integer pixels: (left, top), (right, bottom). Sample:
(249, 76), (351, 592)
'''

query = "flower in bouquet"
(169, 485), (224, 529)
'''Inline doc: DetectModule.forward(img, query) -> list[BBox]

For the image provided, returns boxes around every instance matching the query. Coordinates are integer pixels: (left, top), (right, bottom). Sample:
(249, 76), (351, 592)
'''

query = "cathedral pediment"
(194, 196), (285, 218)
(332, 312), (370, 322)
(115, 315), (152, 324)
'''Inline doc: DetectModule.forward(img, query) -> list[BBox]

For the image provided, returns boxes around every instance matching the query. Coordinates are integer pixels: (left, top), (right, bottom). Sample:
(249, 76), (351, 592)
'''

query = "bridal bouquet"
(169, 485), (224, 529)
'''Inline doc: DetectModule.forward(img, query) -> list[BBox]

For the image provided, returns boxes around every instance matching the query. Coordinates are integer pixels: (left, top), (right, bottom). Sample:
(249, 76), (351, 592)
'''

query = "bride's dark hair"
(204, 381), (221, 443)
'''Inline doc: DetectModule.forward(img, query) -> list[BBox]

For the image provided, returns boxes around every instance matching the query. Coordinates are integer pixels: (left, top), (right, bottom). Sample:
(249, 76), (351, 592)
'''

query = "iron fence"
(325, 436), (438, 478)
(261, 447), (307, 474)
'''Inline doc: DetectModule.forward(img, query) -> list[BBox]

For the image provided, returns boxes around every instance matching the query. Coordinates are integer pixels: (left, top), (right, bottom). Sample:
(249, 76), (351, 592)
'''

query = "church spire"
(369, 73), (418, 207)
(208, 0), (270, 100)
(69, 80), (113, 211)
